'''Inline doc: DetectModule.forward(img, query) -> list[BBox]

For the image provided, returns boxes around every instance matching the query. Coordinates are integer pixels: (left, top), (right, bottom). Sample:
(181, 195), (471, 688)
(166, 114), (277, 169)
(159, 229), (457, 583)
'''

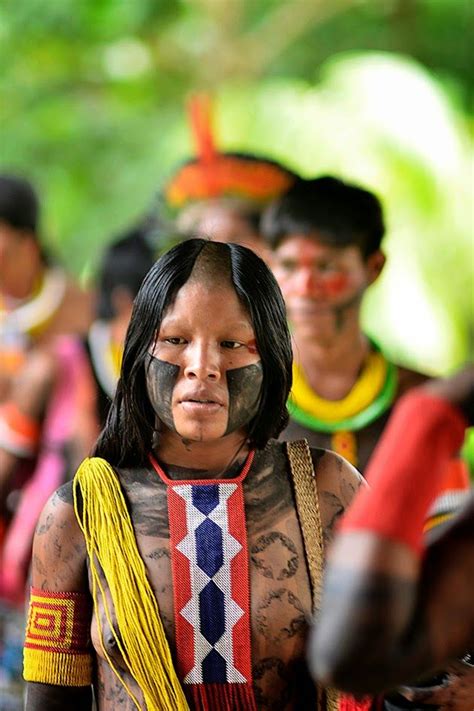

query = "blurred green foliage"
(1, 0), (472, 372)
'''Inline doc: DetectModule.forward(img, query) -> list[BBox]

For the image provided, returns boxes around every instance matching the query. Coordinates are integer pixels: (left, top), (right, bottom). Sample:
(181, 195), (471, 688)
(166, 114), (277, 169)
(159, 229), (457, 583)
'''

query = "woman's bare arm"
(24, 481), (93, 710)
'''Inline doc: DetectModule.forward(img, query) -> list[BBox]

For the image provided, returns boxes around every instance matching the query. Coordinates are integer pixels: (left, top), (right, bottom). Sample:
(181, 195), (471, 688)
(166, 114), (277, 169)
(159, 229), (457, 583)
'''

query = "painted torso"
(89, 441), (321, 710)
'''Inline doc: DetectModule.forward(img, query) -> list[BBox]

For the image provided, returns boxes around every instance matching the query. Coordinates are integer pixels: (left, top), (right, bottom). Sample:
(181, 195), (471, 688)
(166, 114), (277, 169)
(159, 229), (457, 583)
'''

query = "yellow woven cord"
(73, 457), (189, 711)
(291, 351), (387, 422)
(23, 588), (93, 686)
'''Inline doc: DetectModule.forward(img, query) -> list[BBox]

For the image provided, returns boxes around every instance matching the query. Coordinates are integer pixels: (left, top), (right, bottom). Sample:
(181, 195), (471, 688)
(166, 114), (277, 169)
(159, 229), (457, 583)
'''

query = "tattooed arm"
(24, 481), (93, 710)
(312, 449), (366, 550)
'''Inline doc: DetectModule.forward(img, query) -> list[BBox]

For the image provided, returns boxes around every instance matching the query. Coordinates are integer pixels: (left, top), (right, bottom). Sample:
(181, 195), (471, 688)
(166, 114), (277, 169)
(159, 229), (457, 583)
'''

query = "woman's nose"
(183, 343), (221, 381)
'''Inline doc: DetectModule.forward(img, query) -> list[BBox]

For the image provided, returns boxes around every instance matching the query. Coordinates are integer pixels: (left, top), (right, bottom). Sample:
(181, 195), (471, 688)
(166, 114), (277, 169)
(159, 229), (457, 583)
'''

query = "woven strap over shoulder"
(286, 440), (339, 711)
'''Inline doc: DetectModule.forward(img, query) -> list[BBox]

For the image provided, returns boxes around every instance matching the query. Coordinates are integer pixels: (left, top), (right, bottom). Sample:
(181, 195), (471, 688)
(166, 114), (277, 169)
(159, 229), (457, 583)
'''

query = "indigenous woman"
(23, 239), (366, 711)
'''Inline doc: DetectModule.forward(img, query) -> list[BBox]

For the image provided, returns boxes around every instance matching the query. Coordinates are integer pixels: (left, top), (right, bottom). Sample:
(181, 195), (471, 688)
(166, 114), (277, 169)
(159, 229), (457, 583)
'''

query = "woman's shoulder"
(275, 438), (365, 544)
(271, 438), (364, 491)
(31, 480), (88, 591)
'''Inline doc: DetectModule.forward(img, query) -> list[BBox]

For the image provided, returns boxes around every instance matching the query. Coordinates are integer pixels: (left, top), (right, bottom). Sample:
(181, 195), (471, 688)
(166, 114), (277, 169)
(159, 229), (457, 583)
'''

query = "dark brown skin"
(25, 440), (363, 710)
(309, 497), (474, 701)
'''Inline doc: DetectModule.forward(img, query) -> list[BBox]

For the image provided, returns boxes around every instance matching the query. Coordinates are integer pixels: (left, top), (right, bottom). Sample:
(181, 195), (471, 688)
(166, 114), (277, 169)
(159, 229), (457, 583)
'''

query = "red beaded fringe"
(189, 683), (257, 711)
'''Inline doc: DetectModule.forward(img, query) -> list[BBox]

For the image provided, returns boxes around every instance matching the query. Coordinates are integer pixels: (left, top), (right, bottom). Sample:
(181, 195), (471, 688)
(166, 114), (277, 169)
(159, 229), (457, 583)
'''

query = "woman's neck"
(155, 431), (251, 477)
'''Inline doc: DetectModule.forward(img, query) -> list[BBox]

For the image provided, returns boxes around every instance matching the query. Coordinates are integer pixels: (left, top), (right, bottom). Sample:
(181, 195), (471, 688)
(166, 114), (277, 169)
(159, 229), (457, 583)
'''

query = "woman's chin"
(173, 424), (228, 444)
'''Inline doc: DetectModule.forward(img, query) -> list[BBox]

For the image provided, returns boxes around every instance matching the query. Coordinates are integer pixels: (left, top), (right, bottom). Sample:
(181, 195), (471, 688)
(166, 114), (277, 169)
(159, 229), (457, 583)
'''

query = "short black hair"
(261, 176), (385, 258)
(0, 174), (39, 233)
(94, 239), (293, 466)
(96, 228), (157, 320)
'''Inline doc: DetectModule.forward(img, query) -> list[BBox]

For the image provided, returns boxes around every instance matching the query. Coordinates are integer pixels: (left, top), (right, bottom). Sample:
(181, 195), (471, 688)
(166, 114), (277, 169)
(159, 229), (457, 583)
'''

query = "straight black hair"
(261, 176), (385, 258)
(94, 238), (293, 466)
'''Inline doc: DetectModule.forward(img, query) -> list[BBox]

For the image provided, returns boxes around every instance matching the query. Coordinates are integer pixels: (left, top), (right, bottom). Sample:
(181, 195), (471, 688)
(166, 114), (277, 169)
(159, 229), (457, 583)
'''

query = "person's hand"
(398, 657), (474, 711)
(423, 364), (474, 426)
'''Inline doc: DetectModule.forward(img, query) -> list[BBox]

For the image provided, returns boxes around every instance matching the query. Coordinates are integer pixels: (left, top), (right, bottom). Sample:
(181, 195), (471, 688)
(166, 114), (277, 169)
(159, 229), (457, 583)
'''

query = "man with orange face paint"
(263, 177), (472, 710)
(262, 175), (429, 472)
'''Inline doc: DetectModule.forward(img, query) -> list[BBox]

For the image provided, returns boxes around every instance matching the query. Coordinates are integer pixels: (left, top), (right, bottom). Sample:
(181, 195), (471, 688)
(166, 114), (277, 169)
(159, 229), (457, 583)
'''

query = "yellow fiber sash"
(73, 457), (189, 711)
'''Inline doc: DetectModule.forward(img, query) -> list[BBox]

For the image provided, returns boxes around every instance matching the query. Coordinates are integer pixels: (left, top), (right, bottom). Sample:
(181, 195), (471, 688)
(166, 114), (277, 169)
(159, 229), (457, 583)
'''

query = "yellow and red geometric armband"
(23, 588), (93, 686)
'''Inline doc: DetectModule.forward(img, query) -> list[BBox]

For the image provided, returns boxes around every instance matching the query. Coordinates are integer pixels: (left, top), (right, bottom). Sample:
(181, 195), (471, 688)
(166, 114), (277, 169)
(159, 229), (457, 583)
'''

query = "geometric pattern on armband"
(25, 588), (91, 654)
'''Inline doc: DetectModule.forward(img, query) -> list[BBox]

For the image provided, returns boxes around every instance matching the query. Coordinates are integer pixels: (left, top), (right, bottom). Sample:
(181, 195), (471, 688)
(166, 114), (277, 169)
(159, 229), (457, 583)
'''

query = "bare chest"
(91, 454), (316, 709)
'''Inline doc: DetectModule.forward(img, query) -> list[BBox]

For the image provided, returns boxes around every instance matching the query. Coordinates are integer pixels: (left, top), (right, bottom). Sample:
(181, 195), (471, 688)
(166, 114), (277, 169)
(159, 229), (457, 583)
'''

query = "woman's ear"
(366, 250), (386, 285)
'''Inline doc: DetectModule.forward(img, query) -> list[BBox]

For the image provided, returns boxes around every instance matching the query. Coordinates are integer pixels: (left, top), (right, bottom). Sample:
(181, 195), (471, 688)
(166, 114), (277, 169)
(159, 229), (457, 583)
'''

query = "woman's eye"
(221, 340), (242, 350)
(164, 337), (186, 345)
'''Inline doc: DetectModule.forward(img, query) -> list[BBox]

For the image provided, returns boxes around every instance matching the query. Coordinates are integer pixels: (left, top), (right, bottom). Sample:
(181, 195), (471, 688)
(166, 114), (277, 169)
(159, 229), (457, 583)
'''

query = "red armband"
(339, 391), (467, 555)
(23, 587), (93, 686)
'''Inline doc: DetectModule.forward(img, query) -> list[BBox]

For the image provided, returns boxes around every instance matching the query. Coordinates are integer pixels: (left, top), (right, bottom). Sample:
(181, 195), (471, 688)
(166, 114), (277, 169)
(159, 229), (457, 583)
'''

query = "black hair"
(94, 239), (293, 466)
(261, 176), (385, 258)
(96, 228), (157, 320)
(0, 174), (39, 233)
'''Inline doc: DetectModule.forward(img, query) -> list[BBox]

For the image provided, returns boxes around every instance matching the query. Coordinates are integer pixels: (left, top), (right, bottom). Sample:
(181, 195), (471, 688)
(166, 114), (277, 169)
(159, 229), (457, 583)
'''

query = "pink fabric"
(0, 337), (91, 603)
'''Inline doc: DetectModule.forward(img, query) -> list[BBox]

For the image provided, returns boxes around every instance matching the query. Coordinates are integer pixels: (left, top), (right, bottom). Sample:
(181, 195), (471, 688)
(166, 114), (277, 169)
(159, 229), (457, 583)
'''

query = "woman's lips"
(179, 399), (224, 415)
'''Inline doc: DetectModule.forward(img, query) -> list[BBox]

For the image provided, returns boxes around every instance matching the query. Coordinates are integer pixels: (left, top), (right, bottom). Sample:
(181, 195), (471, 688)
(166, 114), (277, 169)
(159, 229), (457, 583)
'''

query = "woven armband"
(23, 588), (93, 686)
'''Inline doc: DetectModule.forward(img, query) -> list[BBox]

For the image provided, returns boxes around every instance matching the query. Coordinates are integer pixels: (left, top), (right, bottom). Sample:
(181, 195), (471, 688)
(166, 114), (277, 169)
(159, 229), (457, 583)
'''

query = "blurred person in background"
(162, 95), (297, 259)
(261, 175), (428, 473)
(84, 223), (157, 427)
(0, 174), (92, 401)
(0, 173), (94, 508)
(0, 174), (94, 707)
(309, 366), (474, 711)
(262, 175), (472, 710)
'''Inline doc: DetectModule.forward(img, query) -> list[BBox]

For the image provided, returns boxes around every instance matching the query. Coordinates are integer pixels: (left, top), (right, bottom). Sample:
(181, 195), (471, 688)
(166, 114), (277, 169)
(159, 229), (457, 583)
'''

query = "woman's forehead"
(161, 278), (253, 327)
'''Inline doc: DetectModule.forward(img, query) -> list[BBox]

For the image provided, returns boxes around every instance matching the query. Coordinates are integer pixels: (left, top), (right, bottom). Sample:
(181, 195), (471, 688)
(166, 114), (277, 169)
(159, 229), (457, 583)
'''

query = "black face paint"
(225, 362), (263, 435)
(145, 353), (179, 431)
(145, 354), (263, 438)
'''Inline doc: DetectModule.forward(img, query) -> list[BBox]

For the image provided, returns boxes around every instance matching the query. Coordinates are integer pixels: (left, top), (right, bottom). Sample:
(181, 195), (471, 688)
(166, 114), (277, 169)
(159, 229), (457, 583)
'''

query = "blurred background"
(1, 0), (472, 373)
